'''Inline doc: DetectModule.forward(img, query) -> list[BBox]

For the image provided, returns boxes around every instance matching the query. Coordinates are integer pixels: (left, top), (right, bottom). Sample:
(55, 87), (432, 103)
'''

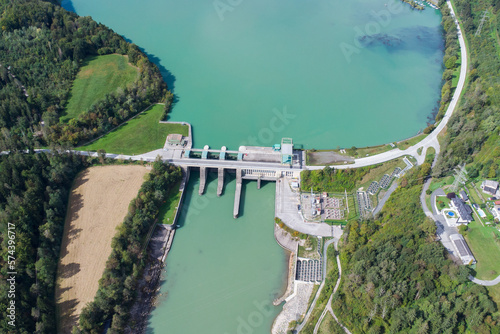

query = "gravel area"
(272, 282), (315, 334)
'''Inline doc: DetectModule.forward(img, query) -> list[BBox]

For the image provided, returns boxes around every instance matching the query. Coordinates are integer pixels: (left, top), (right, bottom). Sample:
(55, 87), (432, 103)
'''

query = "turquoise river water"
(64, 0), (443, 149)
(149, 173), (287, 333)
(62, 1), (444, 333)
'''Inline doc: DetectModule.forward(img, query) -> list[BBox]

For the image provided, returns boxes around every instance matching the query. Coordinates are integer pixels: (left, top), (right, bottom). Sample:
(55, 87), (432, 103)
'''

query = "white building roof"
(450, 234), (476, 265)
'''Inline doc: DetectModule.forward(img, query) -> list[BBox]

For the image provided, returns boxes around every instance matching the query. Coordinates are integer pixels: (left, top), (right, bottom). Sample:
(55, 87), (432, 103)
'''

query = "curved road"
(312, 239), (351, 334)
(54, 1), (467, 175)
(309, 0), (467, 170)
(296, 239), (337, 333)
(469, 275), (500, 286)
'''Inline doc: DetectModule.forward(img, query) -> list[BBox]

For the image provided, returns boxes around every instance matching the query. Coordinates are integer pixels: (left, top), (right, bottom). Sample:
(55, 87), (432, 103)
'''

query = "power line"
(474, 10), (489, 37)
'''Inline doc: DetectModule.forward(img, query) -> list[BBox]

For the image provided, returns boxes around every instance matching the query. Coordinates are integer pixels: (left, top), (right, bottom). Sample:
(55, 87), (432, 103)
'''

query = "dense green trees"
(435, 4), (460, 120)
(77, 159), (182, 334)
(0, 0), (170, 150)
(333, 167), (499, 334)
(0, 152), (88, 334)
(434, 0), (500, 179)
(301, 166), (372, 193)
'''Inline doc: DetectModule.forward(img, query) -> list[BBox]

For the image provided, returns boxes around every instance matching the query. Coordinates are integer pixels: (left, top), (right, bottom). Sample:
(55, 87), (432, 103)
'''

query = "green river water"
(62, 0), (444, 332)
(64, 0), (443, 150)
(150, 173), (287, 333)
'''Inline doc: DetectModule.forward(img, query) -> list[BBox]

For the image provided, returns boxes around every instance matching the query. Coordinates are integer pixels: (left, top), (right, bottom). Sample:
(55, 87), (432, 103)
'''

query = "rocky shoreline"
(125, 226), (175, 334)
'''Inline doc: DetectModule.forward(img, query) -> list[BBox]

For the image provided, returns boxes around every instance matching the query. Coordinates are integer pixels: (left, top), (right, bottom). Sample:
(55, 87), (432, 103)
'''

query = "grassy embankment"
(79, 104), (188, 155)
(317, 312), (344, 334)
(464, 220), (500, 280)
(60, 54), (139, 122)
(306, 134), (427, 166)
(158, 181), (183, 225)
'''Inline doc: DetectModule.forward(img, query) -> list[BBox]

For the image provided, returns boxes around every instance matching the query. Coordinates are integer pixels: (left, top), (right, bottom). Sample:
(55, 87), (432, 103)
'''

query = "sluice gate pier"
(160, 138), (302, 219)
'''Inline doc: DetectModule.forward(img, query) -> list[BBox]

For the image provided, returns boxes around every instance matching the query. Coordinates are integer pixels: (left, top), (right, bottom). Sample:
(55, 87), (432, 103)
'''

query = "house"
(481, 180), (499, 196)
(451, 197), (473, 224)
(493, 203), (500, 220)
(459, 190), (469, 202)
(450, 234), (476, 265)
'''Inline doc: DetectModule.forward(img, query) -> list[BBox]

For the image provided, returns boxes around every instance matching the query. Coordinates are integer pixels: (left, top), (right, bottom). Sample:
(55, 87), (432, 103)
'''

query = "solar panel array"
(380, 174), (393, 189)
(367, 181), (379, 195)
(453, 238), (473, 258)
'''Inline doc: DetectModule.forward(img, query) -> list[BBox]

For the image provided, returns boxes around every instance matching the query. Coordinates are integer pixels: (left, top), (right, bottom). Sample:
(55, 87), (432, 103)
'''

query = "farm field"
(55, 165), (149, 333)
(78, 104), (189, 155)
(60, 54), (138, 122)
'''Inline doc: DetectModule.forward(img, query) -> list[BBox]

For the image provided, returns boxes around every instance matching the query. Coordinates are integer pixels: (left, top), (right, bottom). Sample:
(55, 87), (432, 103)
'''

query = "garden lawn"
(465, 220), (500, 280)
(61, 54), (138, 122)
(79, 104), (188, 155)
(158, 185), (182, 225)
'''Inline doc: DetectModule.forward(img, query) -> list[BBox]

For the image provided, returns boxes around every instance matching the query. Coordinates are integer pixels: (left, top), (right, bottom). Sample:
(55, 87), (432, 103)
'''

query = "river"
(61, 1), (444, 333)
(148, 172), (287, 333)
(63, 0), (443, 150)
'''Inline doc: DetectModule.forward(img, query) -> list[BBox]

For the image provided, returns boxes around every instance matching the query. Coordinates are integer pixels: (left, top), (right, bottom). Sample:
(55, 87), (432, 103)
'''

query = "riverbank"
(124, 169), (189, 333)
(125, 226), (176, 333)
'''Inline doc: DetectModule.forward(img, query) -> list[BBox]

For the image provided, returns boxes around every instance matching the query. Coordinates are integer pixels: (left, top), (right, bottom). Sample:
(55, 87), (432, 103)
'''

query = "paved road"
(33, 1), (468, 178)
(373, 181), (398, 216)
(298, 239), (337, 334)
(309, 0), (467, 171)
(313, 239), (351, 334)
(469, 275), (500, 286)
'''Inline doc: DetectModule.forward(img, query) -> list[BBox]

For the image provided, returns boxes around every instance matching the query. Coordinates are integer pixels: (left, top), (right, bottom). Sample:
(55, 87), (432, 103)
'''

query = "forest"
(0, 0), (170, 150)
(301, 166), (373, 193)
(333, 167), (499, 333)
(434, 0), (500, 179)
(0, 152), (88, 334)
(0, 1), (176, 333)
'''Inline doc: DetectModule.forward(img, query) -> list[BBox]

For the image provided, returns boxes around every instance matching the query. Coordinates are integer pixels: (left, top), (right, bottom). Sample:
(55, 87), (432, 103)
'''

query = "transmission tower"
(475, 11), (489, 37)
(451, 164), (468, 192)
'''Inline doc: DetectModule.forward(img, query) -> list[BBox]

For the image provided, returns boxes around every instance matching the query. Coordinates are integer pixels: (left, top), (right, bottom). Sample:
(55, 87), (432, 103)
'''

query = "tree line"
(0, 152), (88, 334)
(0, 0), (170, 151)
(333, 167), (499, 333)
(433, 0), (500, 180)
(75, 159), (182, 334)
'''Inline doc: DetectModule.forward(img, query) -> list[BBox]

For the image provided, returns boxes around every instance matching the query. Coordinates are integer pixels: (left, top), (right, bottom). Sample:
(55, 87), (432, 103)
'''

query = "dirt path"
(55, 165), (149, 334)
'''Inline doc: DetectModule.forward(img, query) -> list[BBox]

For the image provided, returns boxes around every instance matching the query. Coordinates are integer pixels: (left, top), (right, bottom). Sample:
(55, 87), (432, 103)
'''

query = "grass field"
(397, 133), (427, 150)
(318, 311), (344, 334)
(465, 220), (500, 280)
(55, 165), (148, 334)
(60, 54), (138, 122)
(429, 175), (454, 192)
(158, 182), (182, 225)
(79, 104), (188, 155)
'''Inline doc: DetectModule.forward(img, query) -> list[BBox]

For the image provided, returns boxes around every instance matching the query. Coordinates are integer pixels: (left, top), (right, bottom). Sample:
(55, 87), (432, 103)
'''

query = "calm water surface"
(148, 174), (286, 334)
(62, 1), (444, 333)
(64, 0), (443, 149)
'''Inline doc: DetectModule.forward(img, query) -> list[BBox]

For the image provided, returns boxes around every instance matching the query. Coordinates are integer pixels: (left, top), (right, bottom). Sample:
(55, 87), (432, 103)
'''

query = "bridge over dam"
(191, 165), (299, 218)
(159, 138), (302, 218)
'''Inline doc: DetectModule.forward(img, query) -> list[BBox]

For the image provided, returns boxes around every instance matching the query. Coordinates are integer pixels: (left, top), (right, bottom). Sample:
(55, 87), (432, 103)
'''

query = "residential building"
(451, 197), (473, 224)
(481, 180), (499, 196)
